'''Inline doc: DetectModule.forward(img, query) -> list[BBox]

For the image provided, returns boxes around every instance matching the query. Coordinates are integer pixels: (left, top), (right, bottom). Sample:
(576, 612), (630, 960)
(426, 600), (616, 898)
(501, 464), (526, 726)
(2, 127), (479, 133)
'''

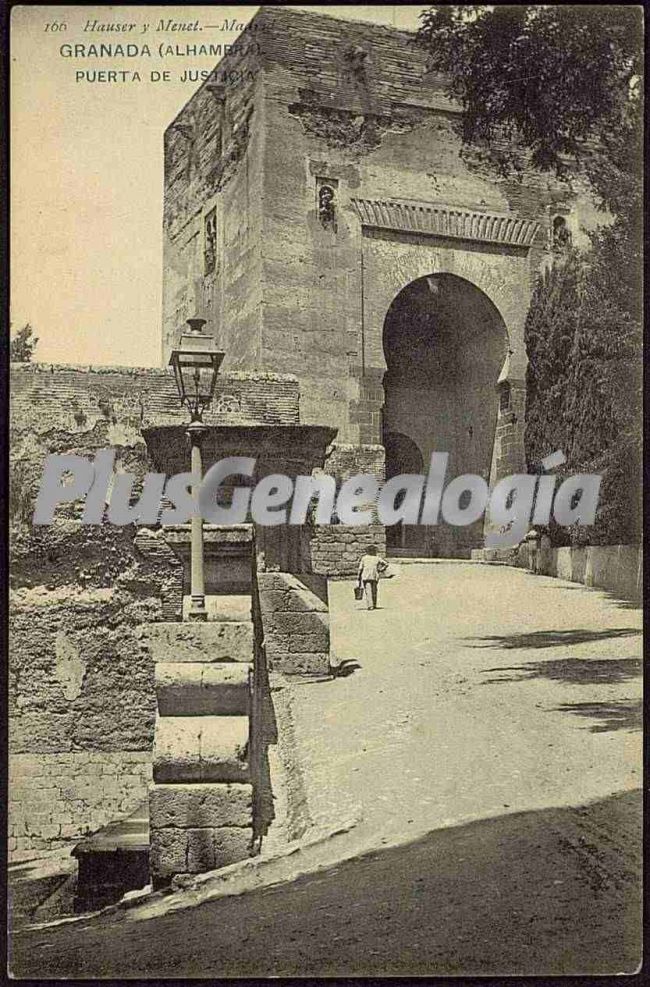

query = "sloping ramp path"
(11, 563), (642, 977)
(288, 562), (642, 844)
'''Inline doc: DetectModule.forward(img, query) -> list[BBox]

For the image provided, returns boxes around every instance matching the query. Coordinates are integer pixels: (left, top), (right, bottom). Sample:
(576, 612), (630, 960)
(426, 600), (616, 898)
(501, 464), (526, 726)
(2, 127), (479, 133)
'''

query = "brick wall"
(11, 363), (300, 436)
(349, 369), (385, 445)
(306, 524), (387, 577)
(8, 753), (152, 862)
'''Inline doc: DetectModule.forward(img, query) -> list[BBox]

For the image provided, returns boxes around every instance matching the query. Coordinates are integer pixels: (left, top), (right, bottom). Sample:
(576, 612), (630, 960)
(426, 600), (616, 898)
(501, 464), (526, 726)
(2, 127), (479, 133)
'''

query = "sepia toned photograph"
(7, 3), (643, 977)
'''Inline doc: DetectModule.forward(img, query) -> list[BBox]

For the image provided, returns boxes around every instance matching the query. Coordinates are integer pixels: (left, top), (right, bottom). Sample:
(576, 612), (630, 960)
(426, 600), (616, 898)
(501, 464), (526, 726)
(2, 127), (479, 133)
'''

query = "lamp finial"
(186, 316), (207, 334)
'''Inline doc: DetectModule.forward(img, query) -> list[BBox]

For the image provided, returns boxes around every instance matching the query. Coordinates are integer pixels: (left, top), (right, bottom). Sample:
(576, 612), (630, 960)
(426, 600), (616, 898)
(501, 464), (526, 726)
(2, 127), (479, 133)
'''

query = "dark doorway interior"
(383, 430), (424, 554)
(382, 273), (508, 557)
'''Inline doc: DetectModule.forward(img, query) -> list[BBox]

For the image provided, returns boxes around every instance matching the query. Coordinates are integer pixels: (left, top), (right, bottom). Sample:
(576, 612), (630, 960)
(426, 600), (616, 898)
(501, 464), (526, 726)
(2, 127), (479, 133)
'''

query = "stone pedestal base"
(149, 783), (253, 886)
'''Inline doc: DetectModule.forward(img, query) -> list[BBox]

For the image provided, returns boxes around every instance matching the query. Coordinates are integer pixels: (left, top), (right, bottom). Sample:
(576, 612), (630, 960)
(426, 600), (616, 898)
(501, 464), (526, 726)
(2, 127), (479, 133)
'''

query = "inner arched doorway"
(383, 430), (424, 552)
(382, 273), (508, 557)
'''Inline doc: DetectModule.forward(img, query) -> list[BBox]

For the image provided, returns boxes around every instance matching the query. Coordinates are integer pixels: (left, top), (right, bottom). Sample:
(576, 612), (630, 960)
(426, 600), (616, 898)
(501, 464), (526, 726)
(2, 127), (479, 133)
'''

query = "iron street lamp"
(169, 317), (225, 621)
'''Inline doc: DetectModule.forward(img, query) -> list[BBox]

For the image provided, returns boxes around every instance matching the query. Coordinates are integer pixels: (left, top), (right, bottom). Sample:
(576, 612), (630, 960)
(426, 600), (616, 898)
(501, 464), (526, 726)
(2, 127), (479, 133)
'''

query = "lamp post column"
(187, 419), (208, 622)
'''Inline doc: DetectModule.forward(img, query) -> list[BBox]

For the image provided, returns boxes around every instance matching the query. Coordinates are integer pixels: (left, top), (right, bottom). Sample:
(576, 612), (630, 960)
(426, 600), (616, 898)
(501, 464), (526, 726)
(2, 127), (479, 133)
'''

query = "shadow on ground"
(11, 791), (641, 978)
(552, 699), (642, 733)
(332, 659), (362, 678)
(481, 656), (642, 687)
(468, 627), (641, 650)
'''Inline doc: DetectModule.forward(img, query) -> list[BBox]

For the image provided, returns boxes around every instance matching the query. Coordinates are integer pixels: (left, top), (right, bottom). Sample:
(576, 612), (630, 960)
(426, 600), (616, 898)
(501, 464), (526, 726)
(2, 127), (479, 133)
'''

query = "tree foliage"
(524, 249), (641, 545)
(416, 5), (642, 214)
(10, 323), (38, 363)
(418, 5), (642, 545)
(524, 252), (582, 469)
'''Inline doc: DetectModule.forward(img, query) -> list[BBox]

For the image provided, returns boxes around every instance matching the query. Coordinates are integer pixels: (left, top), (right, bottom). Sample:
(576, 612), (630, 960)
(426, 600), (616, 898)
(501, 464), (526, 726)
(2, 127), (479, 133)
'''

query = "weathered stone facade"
(162, 5), (601, 556)
(9, 363), (304, 861)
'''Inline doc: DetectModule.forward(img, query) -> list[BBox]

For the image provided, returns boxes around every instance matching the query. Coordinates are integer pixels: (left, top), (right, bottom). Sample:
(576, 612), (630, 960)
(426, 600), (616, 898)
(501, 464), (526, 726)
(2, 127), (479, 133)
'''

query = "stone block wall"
(149, 662), (254, 884)
(8, 753), (152, 862)
(482, 541), (643, 602)
(142, 591), (258, 886)
(256, 571), (330, 675)
(150, 784), (253, 881)
(491, 380), (527, 481)
(324, 442), (385, 483)
(8, 526), (180, 862)
(306, 525), (387, 578)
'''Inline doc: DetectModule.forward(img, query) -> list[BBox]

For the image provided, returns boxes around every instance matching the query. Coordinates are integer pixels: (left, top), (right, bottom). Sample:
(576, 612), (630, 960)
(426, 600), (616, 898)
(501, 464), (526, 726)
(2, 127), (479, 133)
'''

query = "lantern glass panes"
(169, 319), (224, 421)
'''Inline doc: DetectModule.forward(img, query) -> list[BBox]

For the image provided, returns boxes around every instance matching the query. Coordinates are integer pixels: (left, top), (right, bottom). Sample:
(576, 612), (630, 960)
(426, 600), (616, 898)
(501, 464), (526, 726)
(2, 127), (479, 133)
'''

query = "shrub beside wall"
(524, 238), (641, 547)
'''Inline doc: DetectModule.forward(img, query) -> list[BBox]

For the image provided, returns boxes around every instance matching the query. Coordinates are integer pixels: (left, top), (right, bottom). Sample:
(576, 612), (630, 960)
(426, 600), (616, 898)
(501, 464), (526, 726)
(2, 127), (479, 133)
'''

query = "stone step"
(150, 822), (252, 880)
(139, 621), (253, 663)
(182, 594), (252, 622)
(153, 715), (250, 784)
(149, 782), (252, 830)
(155, 663), (250, 716)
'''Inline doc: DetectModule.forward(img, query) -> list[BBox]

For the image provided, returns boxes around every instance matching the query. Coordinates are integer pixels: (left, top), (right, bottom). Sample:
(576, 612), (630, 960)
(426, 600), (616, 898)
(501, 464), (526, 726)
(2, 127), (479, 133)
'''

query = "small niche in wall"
(497, 379), (517, 423)
(206, 80), (226, 160)
(499, 381), (512, 414)
(204, 207), (217, 275)
(550, 210), (572, 253)
(316, 177), (338, 231)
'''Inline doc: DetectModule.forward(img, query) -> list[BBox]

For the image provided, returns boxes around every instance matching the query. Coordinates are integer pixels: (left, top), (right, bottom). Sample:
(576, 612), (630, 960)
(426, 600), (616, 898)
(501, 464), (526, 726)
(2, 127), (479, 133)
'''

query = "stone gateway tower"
(162, 6), (597, 557)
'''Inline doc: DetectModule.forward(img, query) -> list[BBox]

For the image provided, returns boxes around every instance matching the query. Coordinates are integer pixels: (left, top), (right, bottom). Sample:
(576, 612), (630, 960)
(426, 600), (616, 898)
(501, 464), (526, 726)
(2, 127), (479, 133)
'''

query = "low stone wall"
(11, 362), (300, 435)
(505, 542), (642, 601)
(8, 752), (151, 861)
(256, 571), (330, 674)
(550, 545), (642, 600)
(307, 525), (387, 577)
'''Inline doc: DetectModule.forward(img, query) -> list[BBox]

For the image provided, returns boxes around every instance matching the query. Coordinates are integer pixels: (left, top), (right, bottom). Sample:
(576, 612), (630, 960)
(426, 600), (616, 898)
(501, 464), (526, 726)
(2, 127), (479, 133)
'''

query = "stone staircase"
(144, 574), (258, 887)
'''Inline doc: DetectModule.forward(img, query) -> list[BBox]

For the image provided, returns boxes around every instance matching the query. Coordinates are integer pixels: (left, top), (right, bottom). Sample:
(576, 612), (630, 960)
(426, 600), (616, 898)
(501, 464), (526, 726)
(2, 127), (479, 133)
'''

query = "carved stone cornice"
(350, 198), (540, 248)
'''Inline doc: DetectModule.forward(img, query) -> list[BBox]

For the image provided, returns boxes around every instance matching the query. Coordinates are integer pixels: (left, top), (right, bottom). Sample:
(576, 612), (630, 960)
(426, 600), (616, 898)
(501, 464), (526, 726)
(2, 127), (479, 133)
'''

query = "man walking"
(357, 545), (389, 610)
